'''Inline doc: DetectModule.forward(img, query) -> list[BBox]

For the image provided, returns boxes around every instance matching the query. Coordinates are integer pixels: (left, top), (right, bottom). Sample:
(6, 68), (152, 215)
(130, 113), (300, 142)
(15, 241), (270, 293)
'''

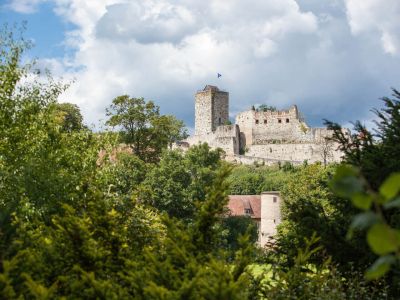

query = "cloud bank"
(6, 0), (400, 129)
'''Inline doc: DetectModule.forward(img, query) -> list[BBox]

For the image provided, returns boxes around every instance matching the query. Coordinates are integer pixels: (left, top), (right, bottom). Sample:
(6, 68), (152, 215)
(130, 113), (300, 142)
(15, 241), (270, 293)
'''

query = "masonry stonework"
(181, 85), (346, 164)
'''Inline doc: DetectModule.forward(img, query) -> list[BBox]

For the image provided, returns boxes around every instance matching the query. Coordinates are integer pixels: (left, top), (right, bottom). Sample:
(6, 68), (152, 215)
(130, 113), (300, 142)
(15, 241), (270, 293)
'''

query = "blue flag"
(217, 73), (222, 78)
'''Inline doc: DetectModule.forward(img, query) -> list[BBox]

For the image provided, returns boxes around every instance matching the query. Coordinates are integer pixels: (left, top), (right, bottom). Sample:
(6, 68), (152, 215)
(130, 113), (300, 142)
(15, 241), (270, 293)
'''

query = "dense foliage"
(276, 164), (372, 268)
(227, 164), (293, 195)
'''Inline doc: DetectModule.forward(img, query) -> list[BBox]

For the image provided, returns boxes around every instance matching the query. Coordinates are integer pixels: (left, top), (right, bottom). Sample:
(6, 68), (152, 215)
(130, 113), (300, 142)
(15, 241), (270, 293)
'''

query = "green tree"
(257, 104), (277, 112)
(227, 164), (292, 195)
(106, 95), (187, 162)
(50, 102), (85, 132)
(276, 164), (371, 268)
(140, 143), (223, 221)
(325, 89), (400, 189)
(221, 216), (258, 253)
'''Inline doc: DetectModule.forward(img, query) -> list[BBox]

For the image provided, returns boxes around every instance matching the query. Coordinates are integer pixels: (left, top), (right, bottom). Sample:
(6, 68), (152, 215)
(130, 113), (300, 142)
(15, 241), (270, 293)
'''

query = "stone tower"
(260, 192), (281, 246)
(195, 85), (229, 136)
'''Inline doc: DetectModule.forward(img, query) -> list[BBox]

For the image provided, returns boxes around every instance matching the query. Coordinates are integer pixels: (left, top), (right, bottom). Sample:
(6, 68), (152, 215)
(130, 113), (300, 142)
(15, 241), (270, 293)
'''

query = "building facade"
(227, 192), (281, 247)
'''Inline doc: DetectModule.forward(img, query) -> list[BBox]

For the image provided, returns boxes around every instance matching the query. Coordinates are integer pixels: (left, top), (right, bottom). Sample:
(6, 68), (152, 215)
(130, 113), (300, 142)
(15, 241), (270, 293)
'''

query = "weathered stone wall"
(212, 91), (229, 130)
(187, 124), (240, 155)
(245, 142), (342, 163)
(236, 105), (319, 145)
(195, 85), (229, 135)
(195, 91), (213, 135)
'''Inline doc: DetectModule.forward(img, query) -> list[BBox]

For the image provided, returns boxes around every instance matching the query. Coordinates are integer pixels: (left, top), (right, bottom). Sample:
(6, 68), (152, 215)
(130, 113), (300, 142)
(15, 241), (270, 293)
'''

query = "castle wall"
(186, 125), (240, 156)
(246, 142), (342, 163)
(236, 105), (317, 145)
(214, 125), (240, 155)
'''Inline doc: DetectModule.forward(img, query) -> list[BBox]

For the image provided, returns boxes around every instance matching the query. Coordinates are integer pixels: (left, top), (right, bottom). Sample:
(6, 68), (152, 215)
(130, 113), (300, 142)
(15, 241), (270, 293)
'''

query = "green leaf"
(367, 223), (400, 255)
(383, 197), (400, 210)
(331, 165), (363, 198)
(351, 193), (373, 210)
(334, 164), (359, 178)
(349, 212), (379, 230)
(379, 173), (400, 202)
(347, 212), (379, 239)
(365, 255), (395, 280)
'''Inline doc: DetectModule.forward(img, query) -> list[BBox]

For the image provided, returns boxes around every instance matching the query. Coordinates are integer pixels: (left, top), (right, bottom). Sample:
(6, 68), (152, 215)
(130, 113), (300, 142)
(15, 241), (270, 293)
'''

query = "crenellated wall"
(236, 105), (315, 145)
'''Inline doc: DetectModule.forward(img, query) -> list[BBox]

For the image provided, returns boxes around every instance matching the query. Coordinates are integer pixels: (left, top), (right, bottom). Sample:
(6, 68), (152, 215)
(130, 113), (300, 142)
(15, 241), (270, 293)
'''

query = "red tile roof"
(227, 195), (261, 219)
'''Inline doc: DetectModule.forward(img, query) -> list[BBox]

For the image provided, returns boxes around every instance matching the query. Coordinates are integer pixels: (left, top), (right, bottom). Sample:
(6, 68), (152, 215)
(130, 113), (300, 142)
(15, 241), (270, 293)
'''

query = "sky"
(1, 0), (400, 131)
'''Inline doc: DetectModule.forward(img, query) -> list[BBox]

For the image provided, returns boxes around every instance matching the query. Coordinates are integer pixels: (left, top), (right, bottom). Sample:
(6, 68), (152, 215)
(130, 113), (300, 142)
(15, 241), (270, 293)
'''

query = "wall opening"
(255, 119), (259, 124)
(278, 119), (282, 123)
(264, 119), (267, 124)
(273, 197), (277, 203)
(286, 118), (290, 123)
(219, 117), (221, 125)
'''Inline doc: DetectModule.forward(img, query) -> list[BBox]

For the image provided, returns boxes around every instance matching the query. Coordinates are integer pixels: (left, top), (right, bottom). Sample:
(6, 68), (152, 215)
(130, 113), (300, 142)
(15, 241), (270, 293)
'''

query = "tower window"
(278, 119), (282, 123)
(286, 118), (290, 123)
(255, 119), (259, 124)
(264, 119), (267, 124)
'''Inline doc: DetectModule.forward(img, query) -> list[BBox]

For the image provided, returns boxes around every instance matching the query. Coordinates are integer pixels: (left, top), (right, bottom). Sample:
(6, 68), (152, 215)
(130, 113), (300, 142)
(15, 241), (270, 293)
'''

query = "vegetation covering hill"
(1, 24), (400, 299)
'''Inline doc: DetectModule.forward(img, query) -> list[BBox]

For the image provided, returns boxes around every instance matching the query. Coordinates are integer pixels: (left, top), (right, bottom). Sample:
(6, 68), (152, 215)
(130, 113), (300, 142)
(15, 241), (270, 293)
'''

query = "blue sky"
(1, 0), (400, 130)
(0, 2), (74, 58)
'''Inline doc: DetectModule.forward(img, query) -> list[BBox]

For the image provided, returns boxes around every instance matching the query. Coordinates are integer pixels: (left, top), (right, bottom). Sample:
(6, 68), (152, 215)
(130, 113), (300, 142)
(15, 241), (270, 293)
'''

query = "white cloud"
(12, 0), (400, 128)
(5, 0), (47, 13)
(96, 2), (197, 44)
(344, 0), (400, 55)
(48, 0), (321, 126)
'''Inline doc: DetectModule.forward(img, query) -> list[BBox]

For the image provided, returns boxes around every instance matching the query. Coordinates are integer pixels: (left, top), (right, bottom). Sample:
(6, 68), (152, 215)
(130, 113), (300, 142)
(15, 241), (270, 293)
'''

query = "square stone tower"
(195, 85), (229, 136)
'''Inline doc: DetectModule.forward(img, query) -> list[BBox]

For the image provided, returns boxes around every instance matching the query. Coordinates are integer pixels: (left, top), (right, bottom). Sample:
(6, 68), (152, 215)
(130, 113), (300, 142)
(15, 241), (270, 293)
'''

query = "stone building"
(227, 192), (281, 247)
(181, 85), (346, 165)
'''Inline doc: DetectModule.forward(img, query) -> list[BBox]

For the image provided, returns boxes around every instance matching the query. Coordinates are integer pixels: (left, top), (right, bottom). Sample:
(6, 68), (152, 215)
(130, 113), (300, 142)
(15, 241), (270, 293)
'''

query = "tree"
(50, 102), (85, 132)
(139, 143), (223, 221)
(106, 95), (187, 162)
(257, 104), (277, 112)
(326, 90), (400, 295)
(317, 137), (334, 167)
(276, 164), (372, 268)
(325, 89), (400, 189)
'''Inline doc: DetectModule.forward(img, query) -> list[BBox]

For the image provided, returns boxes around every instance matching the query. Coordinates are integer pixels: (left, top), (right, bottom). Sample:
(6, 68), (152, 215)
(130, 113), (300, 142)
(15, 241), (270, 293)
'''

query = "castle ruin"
(181, 85), (344, 165)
